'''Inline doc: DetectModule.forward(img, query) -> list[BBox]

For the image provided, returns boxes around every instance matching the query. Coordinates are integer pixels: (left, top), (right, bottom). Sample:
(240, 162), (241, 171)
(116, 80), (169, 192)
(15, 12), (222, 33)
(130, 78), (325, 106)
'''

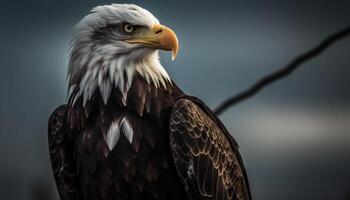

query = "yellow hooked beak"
(125, 24), (179, 61)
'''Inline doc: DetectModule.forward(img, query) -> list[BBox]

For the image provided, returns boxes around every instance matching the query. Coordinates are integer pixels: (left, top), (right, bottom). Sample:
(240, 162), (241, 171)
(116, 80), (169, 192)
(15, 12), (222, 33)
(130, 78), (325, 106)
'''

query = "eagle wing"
(48, 105), (80, 200)
(169, 98), (251, 200)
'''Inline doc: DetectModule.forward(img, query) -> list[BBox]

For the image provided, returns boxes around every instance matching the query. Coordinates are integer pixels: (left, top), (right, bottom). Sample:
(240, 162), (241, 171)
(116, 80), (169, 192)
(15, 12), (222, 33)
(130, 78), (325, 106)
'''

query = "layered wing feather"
(48, 105), (80, 200)
(169, 99), (251, 200)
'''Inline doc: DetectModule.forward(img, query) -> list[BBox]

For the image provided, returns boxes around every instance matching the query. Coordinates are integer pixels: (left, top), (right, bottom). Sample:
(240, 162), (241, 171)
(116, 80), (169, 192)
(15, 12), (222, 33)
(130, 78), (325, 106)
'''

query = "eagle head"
(67, 4), (179, 106)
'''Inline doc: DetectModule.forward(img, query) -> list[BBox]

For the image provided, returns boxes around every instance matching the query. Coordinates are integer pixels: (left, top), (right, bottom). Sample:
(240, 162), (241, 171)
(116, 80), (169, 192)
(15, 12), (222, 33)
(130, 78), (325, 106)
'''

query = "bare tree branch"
(214, 26), (350, 116)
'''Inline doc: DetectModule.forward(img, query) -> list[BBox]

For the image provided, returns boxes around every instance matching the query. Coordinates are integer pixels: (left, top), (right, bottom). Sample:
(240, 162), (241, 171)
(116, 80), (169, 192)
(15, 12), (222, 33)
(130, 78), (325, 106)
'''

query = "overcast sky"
(1, 0), (350, 200)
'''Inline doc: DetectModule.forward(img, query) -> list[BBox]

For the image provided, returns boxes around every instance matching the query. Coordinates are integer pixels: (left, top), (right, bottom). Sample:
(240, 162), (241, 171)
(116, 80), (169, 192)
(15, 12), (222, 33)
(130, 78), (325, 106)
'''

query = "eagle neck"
(67, 50), (172, 108)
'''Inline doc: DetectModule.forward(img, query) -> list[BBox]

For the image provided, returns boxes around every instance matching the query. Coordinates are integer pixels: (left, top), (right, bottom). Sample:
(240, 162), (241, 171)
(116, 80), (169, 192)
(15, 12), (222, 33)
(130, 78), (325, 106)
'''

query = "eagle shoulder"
(169, 99), (251, 200)
(48, 105), (80, 200)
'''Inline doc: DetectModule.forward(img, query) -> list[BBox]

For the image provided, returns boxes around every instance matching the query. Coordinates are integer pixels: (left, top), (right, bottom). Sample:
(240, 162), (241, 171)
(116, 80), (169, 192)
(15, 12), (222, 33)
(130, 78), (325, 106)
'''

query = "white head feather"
(67, 4), (171, 106)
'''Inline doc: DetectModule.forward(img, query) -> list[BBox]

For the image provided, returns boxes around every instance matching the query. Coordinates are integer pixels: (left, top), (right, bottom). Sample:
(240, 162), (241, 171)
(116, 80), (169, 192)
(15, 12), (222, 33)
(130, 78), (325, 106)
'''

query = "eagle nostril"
(155, 29), (163, 35)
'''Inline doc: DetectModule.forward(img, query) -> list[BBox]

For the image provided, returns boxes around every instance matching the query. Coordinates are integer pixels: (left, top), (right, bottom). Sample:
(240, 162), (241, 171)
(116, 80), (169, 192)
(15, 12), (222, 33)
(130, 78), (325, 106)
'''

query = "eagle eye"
(122, 23), (135, 34)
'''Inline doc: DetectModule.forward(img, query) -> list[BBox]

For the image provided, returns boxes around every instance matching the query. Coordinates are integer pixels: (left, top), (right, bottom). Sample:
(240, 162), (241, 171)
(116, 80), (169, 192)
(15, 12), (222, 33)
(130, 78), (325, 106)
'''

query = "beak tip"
(172, 51), (177, 61)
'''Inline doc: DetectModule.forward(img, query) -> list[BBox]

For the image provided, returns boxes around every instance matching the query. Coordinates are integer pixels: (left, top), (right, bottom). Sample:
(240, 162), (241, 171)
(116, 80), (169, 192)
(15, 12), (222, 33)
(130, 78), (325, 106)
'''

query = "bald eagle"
(48, 4), (251, 200)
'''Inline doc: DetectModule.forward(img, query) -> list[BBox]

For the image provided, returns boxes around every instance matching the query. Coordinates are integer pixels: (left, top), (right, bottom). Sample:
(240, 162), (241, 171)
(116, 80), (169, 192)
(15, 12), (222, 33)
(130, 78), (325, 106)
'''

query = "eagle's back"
(49, 77), (251, 200)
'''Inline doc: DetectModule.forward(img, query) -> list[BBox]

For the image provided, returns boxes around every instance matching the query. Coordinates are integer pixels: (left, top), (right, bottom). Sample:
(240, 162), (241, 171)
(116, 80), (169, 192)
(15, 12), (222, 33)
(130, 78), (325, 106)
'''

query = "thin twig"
(214, 26), (350, 115)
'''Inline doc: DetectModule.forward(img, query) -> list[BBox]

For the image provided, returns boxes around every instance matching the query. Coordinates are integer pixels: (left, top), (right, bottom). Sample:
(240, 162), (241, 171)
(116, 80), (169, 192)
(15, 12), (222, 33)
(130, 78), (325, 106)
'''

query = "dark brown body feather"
(169, 99), (251, 200)
(48, 76), (251, 200)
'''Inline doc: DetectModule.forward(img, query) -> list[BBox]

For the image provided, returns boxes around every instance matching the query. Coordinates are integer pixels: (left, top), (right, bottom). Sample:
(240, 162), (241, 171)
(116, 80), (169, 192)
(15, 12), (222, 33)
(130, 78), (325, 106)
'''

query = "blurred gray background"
(0, 0), (350, 199)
